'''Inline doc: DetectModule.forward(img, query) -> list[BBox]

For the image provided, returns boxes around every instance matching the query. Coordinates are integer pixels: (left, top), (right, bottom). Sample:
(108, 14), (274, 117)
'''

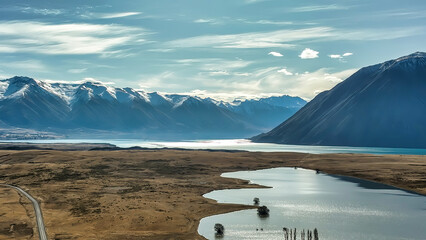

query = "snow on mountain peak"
(147, 92), (173, 106)
(379, 52), (426, 72)
(0, 76), (41, 99)
(71, 81), (118, 104)
(0, 76), (307, 110)
(0, 81), (9, 98)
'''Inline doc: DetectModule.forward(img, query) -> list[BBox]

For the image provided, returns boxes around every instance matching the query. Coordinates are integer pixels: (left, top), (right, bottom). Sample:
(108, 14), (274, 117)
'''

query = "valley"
(0, 148), (425, 239)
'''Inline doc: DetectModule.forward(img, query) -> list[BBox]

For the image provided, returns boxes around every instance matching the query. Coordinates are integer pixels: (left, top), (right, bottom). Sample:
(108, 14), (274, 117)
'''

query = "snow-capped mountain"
(0, 76), (306, 139)
(253, 52), (426, 148)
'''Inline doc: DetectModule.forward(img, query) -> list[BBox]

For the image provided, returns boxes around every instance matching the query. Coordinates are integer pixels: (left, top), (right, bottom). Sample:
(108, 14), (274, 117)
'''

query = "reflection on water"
(198, 168), (426, 240)
(3, 139), (426, 155)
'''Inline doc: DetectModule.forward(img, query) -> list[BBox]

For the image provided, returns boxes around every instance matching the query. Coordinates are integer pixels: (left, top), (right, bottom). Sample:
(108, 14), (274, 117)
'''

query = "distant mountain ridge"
(0, 76), (306, 139)
(253, 52), (426, 148)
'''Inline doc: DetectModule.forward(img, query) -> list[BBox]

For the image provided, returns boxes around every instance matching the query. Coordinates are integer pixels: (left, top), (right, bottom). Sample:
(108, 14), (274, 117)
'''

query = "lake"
(3, 139), (426, 155)
(198, 168), (426, 240)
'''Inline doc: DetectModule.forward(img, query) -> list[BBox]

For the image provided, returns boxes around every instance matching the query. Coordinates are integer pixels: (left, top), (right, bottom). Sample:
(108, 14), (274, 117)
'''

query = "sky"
(0, 0), (425, 100)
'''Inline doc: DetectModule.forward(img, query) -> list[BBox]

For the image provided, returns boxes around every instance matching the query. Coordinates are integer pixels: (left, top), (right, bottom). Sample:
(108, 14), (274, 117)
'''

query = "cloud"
(0, 74), (12, 80)
(68, 68), (87, 74)
(81, 12), (142, 19)
(193, 19), (221, 25)
(329, 52), (353, 59)
(244, 0), (270, 4)
(42, 78), (116, 85)
(81, 77), (115, 85)
(0, 60), (49, 72)
(299, 48), (319, 59)
(167, 27), (333, 49)
(244, 20), (293, 25)
(138, 63), (358, 100)
(138, 71), (181, 90)
(268, 51), (283, 57)
(167, 26), (424, 49)
(208, 71), (230, 76)
(291, 4), (348, 12)
(257, 68), (358, 99)
(0, 21), (149, 56)
(194, 19), (213, 23)
(175, 58), (253, 71)
(21, 7), (64, 16)
(98, 12), (142, 19)
(148, 48), (174, 53)
(277, 68), (293, 76)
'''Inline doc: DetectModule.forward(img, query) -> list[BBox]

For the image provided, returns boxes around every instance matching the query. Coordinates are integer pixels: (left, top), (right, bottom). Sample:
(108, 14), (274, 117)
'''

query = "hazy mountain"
(253, 52), (426, 148)
(0, 76), (306, 139)
(222, 96), (306, 129)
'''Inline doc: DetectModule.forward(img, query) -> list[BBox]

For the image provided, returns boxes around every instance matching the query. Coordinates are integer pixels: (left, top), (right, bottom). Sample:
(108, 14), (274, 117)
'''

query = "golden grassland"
(0, 149), (425, 239)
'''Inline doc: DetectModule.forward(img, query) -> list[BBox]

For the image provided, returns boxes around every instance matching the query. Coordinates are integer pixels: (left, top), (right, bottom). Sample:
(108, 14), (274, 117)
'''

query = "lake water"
(198, 168), (426, 240)
(3, 139), (426, 155)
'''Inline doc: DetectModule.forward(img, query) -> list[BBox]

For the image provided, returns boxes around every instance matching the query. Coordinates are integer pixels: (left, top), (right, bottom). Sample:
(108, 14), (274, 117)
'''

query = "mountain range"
(253, 52), (426, 148)
(0, 76), (306, 139)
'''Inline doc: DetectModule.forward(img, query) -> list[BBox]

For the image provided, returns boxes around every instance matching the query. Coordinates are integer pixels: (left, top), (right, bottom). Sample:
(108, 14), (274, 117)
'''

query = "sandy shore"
(0, 149), (425, 239)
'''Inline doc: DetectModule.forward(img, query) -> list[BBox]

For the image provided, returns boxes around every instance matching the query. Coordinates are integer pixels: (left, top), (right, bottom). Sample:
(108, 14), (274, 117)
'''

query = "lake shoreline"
(2, 139), (426, 155)
(0, 148), (424, 239)
(199, 167), (426, 239)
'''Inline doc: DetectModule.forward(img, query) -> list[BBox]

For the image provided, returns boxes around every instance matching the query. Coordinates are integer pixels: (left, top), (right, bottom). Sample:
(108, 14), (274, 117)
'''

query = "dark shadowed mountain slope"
(253, 52), (426, 148)
(0, 76), (69, 128)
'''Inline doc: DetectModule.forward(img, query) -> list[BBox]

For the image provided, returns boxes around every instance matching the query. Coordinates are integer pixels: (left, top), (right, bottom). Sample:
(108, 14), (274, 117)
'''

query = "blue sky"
(0, 0), (425, 100)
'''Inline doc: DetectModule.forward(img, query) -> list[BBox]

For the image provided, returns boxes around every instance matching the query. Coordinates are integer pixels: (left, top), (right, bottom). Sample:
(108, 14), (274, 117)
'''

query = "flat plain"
(0, 148), (425, 239)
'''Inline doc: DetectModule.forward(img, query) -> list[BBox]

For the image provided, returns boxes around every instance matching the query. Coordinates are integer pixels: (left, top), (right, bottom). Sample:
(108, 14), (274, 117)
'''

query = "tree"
(253, 197), (260, 205)
(314, 228), (319, 240)
(257, 205), (270, 216)
(214, 223), (224, 236)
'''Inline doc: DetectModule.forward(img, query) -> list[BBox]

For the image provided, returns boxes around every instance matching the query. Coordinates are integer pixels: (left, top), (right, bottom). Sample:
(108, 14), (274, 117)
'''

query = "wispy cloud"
(166, 26), (423, 49)
(240, 19), (293, 25)
(42, 77), (116, 85)
(0, 60), (49, 73)
(193, 19), (222, 25)
(20, 7), (64, 16)
(148, 48), (174, 53)
(208, 70), (230, 76)
(299, 48), (319, 59)
(193, 18), (294, 26)
(243, 0), (270, 4)
(253, 67), (357, 99)
(285, 68), (357, 98)
(167, 27), (333, 49)
(97, 12), (142, 19)
(68, 68), (88, 74)
(268, 51), (283, 57)
(291, 4), (349, 12)
(138, 62), (358, 100)
(0, 21), (149, 56)
(254, 20), (293, 25)
(175, 58), (253, 72)
(374, 9), (426, 20)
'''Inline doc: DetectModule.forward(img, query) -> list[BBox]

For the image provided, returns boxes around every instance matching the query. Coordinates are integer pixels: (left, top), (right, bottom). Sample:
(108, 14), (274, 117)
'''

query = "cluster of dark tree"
(214, 223), (225, 236)
(257, 206), (270, 216)
(283, 228), (318, 240)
